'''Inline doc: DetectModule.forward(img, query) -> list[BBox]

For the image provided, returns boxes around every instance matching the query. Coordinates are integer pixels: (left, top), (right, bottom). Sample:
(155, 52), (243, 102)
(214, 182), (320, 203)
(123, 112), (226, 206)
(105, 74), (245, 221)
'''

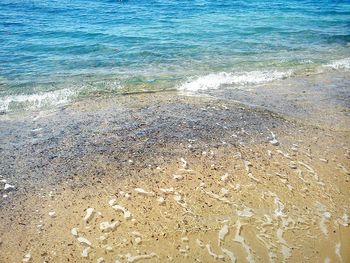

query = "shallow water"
(0, 0), (350, 111)
(1, 91), (349, 263)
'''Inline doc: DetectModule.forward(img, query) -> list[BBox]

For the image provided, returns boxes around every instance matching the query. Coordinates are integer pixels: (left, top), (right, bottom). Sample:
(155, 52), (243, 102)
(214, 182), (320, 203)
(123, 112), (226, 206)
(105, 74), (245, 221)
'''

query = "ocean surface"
(0, 0), (349, 112)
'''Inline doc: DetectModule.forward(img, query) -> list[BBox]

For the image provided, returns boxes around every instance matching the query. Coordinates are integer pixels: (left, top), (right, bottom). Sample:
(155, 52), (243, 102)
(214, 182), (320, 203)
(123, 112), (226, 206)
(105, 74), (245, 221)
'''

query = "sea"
(0, 0), (349, 112)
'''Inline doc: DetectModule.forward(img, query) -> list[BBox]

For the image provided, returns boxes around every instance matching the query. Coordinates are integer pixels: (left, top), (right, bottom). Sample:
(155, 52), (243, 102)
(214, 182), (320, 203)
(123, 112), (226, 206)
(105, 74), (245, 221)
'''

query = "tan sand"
(0, 91), (349, 263)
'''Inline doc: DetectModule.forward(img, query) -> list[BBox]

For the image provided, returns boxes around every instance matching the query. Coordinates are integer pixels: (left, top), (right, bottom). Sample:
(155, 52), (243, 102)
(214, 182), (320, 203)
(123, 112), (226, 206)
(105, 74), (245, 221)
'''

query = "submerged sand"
(0, 72), (349, 262)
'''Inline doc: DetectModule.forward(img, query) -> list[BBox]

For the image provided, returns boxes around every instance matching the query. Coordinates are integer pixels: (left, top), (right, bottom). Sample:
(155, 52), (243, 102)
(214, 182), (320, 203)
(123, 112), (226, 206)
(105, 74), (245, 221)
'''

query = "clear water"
(0, 0), (349, 111)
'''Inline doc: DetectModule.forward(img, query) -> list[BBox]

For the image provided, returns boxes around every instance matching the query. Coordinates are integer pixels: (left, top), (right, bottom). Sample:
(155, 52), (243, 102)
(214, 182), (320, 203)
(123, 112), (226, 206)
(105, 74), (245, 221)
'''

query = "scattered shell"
(179, 248), (187, 254)
(173, 194), (182, 202)
(48, 212), (56, 218)
(134, 188), (155, 197)
(4, 183), (15, 191)
(112, 205), (132, 220)
(97, 257), (105, 263)
(81, 247), (90, 258)
(181, 237), (189, 242)
(135, 237), (142, 245)
(221, 173), (229, 182)
(267, 150), (272, 157)
(77, 237), (92, 247)
(220, 188), (229, 197)
(160, 187), (174, 194)
(243, 161), (252, 173)
(270, 138), (279, 146)
(172, 174), (183, 181)
(131, 231), (142, 237)
(157, 197), (165, 205)
(204, 190), (232, 205)
(277, 150), (292, 160)
(105, 246), (113, 252)
(23, 253), (31, 262)
(237, 207), (254, 218)
(97, 235), (107, 242)
(298, 161), (315, 173)
(199, 182), (206, 188)
(100, 221), (119, 232)
(289, 162), (297, 169)
(180, 158), (188, 169)
(109, 199), (117, 206)
(269, 131), (279, 146)
(173, 193), (188, 208)
(84, 208), (94, 223)
(337, 164), (350, 175)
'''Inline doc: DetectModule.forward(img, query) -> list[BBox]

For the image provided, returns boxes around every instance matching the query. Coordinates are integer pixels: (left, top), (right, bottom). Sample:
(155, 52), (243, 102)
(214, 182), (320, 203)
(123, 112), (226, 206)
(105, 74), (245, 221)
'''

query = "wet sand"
(0, 74), (349, 262)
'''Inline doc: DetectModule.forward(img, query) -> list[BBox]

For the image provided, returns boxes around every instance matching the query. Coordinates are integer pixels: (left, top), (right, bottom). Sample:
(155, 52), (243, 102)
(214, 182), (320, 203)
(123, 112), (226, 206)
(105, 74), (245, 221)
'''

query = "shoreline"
(0, 80), (349, 262)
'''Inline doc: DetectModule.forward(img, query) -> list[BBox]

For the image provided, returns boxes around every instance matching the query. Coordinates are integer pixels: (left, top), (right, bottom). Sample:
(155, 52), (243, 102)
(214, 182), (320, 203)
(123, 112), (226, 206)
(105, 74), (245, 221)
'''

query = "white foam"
(178, 70), (292, 92)
(0, 88), (75, 112)
(325, 57), (350, 70)
(335, 243), (342, 262)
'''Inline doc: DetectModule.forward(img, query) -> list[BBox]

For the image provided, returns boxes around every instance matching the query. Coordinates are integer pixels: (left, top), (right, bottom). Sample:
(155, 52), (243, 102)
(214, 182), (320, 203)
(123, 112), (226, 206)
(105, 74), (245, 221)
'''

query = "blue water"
(0, 0), (349, 111)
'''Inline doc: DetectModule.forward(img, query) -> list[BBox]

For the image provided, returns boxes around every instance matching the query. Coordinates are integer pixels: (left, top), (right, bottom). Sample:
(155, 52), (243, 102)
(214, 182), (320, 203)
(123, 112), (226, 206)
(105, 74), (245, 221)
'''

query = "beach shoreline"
(0, 80), (349, 262)
(1, 0), (350, 261)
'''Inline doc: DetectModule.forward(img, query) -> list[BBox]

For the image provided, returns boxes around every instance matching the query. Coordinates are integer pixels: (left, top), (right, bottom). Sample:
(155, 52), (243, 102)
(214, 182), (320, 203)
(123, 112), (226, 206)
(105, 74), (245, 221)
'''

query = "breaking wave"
(325, 57), (350, 70)
(178, 70), (293, 92)
(0, 88), (75, 112)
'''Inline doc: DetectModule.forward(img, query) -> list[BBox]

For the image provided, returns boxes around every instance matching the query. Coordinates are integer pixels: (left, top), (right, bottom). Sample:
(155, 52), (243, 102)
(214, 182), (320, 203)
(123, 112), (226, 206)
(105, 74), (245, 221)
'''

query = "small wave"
(0, 88), (75, 112)
(178, 70), (292, 92)
(325, 57), (350, 70)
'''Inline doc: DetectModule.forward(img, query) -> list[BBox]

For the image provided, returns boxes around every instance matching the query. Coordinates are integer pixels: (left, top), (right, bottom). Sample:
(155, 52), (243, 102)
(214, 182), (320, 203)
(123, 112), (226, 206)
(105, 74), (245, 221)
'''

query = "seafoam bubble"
(335, 243), (343, 262)
(218, 224), (229, 243)
(233, 220), (255, 263)
(315, 202), (331, 236)
(205, 244), (225, 260)
(125, 252), (157, 262)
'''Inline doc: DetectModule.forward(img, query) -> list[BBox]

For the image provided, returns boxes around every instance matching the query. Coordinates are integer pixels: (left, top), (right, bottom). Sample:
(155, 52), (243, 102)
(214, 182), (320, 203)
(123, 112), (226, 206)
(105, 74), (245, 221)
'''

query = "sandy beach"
(0, 71), (349, 262)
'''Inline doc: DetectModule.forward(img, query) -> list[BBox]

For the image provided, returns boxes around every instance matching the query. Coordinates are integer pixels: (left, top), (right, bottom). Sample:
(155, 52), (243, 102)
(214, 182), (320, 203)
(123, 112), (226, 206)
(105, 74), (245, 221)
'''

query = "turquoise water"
(0, 0), (349, 111)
